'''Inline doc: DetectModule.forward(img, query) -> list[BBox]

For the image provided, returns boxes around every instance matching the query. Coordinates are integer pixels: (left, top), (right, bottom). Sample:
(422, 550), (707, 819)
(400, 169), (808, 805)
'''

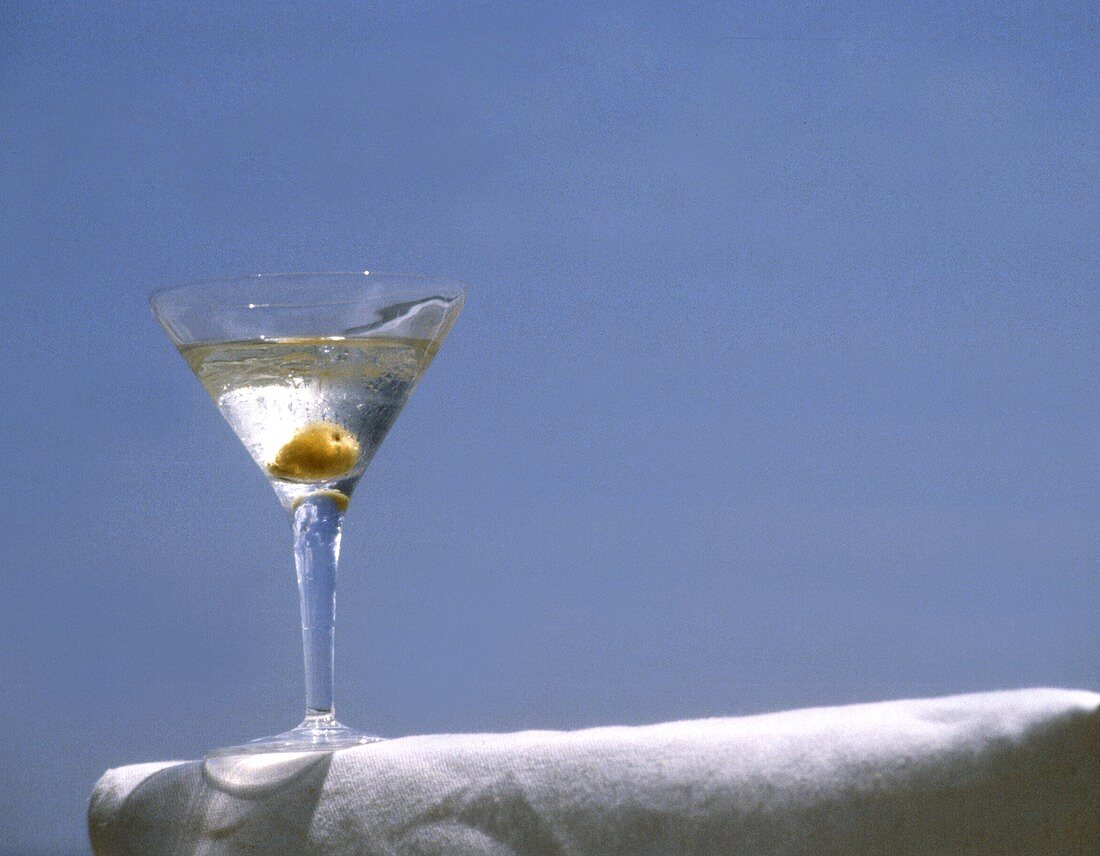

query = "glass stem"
(291, 493), (344, 718)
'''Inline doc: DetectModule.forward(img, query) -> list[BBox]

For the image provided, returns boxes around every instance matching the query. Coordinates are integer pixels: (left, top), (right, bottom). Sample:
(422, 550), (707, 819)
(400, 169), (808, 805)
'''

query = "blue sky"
(2, 2), (1098, 852)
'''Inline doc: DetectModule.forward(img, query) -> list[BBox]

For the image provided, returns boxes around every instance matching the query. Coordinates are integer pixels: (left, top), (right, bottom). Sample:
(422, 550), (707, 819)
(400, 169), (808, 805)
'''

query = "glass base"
(206, 713), (383, 758)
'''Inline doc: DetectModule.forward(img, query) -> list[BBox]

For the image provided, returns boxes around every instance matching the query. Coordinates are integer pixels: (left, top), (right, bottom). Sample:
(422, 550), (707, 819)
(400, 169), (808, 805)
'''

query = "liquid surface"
(182, 336), (434, 507)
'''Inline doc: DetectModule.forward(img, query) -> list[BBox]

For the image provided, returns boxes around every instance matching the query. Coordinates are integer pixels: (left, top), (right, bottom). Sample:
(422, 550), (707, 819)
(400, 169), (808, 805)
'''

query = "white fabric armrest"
(89, 688), (1100, 855)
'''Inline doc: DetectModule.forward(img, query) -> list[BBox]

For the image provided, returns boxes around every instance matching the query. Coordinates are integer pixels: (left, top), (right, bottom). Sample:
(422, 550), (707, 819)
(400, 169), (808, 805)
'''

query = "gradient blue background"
(2, 3), (1098, 852)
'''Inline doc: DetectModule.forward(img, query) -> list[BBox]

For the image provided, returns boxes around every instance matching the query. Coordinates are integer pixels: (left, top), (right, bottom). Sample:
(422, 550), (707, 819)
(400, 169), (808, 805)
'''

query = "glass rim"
(150, 270), (468, 309)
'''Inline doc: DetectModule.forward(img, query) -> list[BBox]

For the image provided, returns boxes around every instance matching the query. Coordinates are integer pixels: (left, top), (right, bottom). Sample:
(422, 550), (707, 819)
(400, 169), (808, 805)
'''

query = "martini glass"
(151, 272), (465, 755)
